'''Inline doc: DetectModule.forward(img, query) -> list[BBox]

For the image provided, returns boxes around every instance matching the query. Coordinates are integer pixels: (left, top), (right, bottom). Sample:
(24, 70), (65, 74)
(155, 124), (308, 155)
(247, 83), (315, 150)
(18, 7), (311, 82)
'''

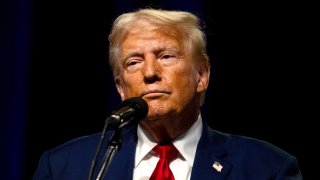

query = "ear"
(196, 66), (210, 93)
(115, 76), (126, 101)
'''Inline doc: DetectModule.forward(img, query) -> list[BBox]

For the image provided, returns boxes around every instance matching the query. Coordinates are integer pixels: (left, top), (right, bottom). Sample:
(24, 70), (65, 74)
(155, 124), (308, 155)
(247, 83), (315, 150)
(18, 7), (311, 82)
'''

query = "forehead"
(121, 26), (185, 53)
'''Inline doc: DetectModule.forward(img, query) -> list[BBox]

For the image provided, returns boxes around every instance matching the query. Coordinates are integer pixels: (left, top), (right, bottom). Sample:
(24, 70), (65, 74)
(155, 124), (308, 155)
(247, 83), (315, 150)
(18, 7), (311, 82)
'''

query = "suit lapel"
(191, 122), (233, 180)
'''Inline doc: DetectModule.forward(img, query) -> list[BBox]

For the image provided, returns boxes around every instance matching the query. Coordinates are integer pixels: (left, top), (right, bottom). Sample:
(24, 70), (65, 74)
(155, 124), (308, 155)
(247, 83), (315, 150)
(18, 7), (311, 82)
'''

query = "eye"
(126, 60), (139, 67)
(125, 58), (141, 67)
(160, 53), (176, 60)
(159, 52), (179, 66)
(124, 58), (143, 72)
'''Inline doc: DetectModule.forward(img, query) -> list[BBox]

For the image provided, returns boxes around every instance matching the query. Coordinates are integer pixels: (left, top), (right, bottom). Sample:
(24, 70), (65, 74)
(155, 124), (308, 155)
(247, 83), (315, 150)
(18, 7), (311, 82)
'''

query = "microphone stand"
(95, 129), (122, 180)
(88, 97), (148, 180)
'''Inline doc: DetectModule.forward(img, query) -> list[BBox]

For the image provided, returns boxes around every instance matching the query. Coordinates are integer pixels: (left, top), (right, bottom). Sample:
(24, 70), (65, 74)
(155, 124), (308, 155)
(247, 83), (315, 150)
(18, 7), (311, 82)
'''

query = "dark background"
(1, 0), (316, 179)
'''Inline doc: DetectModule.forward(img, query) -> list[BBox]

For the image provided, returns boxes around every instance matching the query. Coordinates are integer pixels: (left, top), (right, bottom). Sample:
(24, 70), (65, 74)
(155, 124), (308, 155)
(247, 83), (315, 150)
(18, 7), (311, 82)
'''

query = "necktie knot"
(153, 144), (179, 162)
(150, 143), (179, 180)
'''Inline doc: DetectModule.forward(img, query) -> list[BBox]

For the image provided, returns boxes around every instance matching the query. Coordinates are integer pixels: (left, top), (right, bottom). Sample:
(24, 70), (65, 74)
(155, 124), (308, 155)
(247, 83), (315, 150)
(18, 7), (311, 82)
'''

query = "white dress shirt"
(133, 114), (203, 180)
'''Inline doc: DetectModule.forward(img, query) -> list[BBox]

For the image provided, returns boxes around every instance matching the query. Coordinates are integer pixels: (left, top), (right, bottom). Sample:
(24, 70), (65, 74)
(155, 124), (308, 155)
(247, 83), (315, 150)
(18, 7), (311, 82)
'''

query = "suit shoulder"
(220, 130), (296, 165)
(44, 130), (115, 160)
(234, 133), (292, 159)
(207, 128), (294, 160)
(49, 133), (100, 153)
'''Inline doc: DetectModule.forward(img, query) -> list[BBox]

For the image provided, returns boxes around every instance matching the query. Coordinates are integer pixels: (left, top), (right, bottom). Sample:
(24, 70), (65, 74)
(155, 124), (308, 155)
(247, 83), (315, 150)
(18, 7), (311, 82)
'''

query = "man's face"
(115, 26), (209, 121)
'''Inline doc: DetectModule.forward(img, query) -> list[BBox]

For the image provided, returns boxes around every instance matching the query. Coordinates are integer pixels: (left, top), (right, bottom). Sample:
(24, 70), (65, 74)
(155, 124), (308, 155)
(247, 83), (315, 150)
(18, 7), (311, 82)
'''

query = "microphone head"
(118, 97), (148, 121)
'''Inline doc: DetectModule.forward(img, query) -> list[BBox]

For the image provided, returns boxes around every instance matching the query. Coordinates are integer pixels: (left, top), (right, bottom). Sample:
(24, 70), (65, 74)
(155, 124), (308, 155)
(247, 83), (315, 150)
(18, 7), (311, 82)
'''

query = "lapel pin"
(212, 161), (223, 172)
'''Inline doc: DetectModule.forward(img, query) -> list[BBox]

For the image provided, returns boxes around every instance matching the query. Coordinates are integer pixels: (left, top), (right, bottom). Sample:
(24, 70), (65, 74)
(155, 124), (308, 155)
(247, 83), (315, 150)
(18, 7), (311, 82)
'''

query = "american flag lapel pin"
(212, 161), (223, 172)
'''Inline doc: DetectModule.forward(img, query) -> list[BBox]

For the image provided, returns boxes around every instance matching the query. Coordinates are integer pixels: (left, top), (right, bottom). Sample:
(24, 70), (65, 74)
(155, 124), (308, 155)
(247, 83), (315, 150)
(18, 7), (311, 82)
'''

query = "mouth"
(141, 90), (170, 98)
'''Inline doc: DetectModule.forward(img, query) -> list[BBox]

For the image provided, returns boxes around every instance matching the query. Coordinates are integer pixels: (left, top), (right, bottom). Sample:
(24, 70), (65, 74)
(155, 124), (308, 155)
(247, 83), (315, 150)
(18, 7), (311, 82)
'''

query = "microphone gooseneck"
(88, 97), (148, 180)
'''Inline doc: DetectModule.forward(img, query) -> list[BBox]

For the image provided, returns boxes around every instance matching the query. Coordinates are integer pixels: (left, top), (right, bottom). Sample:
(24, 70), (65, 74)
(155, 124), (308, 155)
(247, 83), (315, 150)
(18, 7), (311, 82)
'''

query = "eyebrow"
(123, 50), (144, 61)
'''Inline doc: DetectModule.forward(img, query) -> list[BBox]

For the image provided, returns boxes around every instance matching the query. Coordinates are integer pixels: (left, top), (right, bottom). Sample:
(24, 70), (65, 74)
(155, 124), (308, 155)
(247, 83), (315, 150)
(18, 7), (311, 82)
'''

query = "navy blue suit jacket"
(33, 121), (302, 180)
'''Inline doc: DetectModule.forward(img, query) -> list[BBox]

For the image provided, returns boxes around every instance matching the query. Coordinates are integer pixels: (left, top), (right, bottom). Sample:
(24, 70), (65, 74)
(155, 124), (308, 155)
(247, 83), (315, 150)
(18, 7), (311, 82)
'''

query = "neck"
(139, 106), (200, 143)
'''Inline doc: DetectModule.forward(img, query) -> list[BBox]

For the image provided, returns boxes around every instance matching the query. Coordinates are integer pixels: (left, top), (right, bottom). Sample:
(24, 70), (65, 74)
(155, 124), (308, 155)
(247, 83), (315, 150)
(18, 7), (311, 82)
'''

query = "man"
(33, 8), (303, 180)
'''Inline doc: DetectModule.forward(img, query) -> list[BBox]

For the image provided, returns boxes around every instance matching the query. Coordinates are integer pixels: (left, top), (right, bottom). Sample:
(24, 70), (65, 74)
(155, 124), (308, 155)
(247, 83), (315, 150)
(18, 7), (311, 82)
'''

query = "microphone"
(88, 97), (148, 180)
(106, 97), (148, 129)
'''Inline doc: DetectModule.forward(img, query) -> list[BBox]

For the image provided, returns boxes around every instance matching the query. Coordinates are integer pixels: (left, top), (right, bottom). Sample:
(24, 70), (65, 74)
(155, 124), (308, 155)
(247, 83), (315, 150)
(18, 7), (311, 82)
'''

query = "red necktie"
(150, 144), (179, 180)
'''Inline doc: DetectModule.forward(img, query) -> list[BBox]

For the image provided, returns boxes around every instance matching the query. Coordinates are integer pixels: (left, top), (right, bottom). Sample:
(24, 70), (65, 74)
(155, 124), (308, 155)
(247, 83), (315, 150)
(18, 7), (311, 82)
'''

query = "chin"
(146, 111), (166, 121)
(145, 106), (177, 121)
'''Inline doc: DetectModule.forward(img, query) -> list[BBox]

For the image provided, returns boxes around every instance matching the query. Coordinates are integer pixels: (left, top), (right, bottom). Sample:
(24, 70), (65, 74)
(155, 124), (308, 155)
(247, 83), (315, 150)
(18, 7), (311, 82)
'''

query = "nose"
(142, 54), (161, 83)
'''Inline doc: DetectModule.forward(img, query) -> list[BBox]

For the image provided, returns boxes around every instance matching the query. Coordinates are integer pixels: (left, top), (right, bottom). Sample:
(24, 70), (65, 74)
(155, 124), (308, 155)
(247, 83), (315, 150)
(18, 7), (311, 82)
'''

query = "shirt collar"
(134, 114), (203, 167)
(172, 114), (203, 166)
(135, 125), (158, 167)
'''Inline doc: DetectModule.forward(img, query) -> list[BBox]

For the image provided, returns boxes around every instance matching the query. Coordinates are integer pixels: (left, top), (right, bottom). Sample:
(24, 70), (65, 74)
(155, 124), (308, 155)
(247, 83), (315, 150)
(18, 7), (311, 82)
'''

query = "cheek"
(168, 67), (199, 96)
(122, 75), (141, 96)
(173, 65), (198, 85)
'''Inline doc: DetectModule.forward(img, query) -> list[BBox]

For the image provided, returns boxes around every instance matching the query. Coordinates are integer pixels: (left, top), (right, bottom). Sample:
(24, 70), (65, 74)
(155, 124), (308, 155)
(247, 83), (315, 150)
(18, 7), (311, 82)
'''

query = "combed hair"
(108, 8), (210, 76)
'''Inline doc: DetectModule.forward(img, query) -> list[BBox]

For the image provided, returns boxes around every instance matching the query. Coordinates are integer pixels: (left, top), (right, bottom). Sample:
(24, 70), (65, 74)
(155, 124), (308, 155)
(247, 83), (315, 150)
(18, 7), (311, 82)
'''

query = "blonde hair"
(108, 8), (210, 76)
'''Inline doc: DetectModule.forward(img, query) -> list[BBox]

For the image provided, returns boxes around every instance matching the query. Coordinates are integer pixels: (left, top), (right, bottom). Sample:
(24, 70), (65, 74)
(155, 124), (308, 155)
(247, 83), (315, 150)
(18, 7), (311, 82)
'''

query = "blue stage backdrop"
(1, 0), (32, 179)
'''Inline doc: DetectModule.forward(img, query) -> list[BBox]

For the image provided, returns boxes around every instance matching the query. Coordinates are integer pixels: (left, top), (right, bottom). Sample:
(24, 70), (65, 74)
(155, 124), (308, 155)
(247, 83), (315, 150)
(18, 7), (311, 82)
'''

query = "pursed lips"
(141, 89), (170, 98)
